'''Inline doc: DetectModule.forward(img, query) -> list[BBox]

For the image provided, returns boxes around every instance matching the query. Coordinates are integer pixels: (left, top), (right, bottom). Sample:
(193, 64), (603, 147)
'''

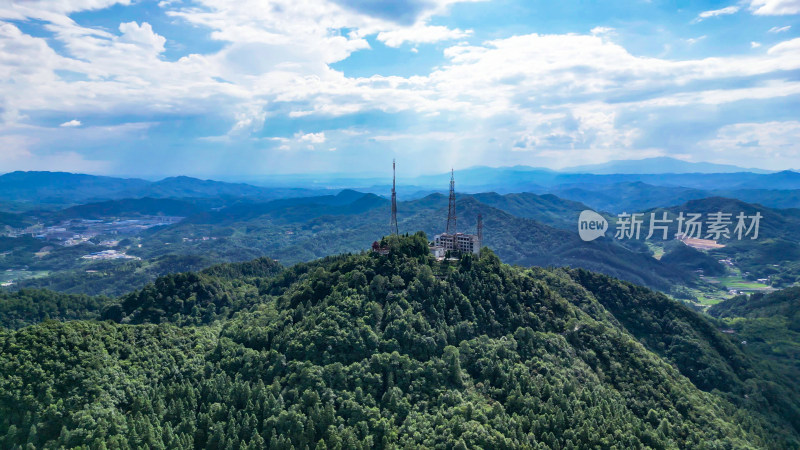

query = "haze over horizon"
(1, 156), (788, 185)
(1, 0), (799, 177)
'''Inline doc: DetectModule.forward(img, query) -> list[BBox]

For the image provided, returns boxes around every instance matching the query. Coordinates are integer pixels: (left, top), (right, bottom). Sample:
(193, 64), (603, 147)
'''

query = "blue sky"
(0, 0), (799, 179)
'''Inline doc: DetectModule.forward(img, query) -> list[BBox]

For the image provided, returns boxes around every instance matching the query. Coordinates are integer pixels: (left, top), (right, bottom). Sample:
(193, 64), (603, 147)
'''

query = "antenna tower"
(446, 168), (457, 234)
(390, 159), (399, 235)
(477, 213), (483, 252)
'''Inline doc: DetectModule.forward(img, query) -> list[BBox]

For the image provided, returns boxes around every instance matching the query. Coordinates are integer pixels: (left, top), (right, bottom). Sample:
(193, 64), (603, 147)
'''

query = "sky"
(0, 0), (799, 179)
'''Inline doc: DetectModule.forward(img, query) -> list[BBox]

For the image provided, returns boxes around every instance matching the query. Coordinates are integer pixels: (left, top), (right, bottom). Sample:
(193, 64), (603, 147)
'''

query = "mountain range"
(4, 165), (800, 214)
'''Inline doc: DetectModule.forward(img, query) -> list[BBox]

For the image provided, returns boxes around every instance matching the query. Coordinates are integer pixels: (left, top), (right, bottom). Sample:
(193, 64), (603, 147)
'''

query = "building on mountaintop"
(431, 169), (482, 259)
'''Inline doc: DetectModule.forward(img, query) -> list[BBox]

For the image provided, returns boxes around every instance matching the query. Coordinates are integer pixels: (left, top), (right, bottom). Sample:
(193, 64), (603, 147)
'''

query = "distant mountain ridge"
(4, 167), (800, 213)
(0, 171), (331, 208)
(562, 157), (774, 174)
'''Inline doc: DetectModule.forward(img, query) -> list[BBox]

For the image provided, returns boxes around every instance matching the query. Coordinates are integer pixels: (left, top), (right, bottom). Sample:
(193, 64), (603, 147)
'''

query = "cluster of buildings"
(81, 249), (140, 261)
(5, 217), (183, 245)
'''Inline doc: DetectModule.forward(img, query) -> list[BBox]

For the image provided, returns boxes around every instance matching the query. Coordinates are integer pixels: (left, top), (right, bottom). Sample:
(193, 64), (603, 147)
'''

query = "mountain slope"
(52, 197), (203, 220)
(184, 190), (389, 225)
(0, 289), (110, 329)
(550, 182), (710, 213)
(709, 287), (800, 322)
(736, 171), (800, 190)
(1, 236), (797, 448)
(707, 288), (800, 431)
(469, 192), (589, 229)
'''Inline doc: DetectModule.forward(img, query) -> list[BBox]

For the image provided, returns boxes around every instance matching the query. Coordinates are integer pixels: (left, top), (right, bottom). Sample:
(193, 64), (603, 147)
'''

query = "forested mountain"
(549, 182), (710, 214)
(0, 235), (797, 448)
(468, 192), (589, 230)
(15, 254), (218, 298)
(0, 289), (111, 329)
(659, 242), (727, 277)
(707, 288), (800, 428)
(709, 287), (800, 322)
(183, 190), (390, 225)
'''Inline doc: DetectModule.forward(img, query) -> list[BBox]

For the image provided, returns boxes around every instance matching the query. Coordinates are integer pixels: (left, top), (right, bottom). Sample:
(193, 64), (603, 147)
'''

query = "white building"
(433, 232), (480, 255)
(430, 245), (447, 259)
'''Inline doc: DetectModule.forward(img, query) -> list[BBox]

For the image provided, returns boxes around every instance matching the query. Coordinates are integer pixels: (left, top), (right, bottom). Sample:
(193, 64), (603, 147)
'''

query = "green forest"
(1, 233), (798, 448)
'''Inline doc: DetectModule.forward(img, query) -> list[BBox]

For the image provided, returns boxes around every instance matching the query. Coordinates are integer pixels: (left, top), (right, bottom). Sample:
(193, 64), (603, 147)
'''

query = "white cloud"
(117, 21), (166, 53)
(694, 6), (740, 22)
(370, 131), (460, 142)
(296, 131), (326, 144)
(1, 1), (800, 172)
(590, 26), (615, 36)
(418, 34), (800, 115)
(0, 19), (233, 117)
(626, 80), (800, 108)
(377, 25), (471, 48)
(6, 1), (797, 132)
(686, 36), (707, 45)
(750, 0), (800, 15)
(230, 103), (267, 134)
(0, 1), (132, 20)
(768, 25), (792, 32)
(700, 121), (800, 169)
(751, 41), (762, 47)
(59, 119), (81, 127)
(767, 36), (800, 54)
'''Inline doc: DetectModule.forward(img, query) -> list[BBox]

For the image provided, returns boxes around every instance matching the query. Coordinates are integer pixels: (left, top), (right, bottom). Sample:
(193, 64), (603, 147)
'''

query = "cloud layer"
(0, 0), (799, 175)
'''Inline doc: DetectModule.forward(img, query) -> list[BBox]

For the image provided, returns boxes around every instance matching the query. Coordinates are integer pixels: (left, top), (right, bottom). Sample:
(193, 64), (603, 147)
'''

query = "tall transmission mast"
(477, 213), (483, 252)
(390, 159), (399, 235)
(446, 168), (457, 234)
